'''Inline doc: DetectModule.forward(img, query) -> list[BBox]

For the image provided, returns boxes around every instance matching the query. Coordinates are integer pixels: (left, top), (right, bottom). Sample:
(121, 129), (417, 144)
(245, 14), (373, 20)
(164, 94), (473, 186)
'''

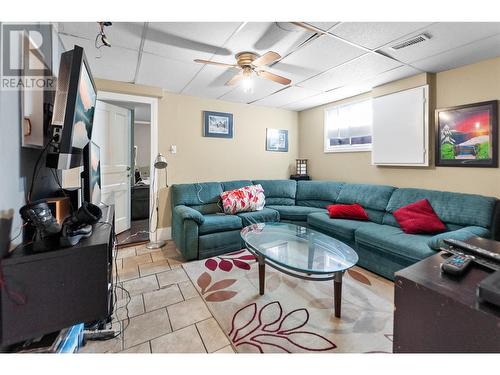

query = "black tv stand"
(0, 206), (115, 347)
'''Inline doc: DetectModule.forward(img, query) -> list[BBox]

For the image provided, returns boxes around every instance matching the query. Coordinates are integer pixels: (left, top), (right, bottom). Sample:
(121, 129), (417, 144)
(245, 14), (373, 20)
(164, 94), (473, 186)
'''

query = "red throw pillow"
(326, 203), (369, 221)
(393, 199), (446, 234)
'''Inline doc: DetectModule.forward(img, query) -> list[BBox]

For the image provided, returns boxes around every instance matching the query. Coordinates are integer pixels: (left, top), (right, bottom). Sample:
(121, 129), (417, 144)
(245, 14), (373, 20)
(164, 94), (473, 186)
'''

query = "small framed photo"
(203, 111), (233, 138)
(266, 128), (288, 152)
(435, 100), (498, 167)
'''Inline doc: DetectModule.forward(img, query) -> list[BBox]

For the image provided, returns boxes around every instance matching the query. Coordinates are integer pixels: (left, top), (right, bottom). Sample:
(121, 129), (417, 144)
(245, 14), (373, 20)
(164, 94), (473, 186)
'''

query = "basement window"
(324, 99), (373, 153)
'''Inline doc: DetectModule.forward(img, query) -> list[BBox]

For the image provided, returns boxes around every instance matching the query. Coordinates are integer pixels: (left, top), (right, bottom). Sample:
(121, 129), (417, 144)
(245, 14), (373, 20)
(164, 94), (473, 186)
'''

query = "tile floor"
(79, 241), (235, 354)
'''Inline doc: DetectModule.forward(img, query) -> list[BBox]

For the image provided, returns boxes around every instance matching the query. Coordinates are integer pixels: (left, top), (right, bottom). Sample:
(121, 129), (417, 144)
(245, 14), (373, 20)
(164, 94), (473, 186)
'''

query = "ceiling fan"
(194, 51), (292, 92)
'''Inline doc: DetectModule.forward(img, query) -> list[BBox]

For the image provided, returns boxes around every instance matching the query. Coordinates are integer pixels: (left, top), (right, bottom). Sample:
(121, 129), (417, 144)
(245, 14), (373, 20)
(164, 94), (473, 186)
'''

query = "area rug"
(183, 249), (394, 353)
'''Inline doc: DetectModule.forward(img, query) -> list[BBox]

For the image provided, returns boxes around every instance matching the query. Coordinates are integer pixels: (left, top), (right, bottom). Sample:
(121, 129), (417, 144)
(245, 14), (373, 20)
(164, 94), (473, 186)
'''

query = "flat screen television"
(82, 141), (101, 205)
(46, 45), (97, 169)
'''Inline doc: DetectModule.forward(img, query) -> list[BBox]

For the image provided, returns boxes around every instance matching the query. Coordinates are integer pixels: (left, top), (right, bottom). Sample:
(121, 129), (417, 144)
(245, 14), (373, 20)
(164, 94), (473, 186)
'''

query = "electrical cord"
(196, 183), (205, 204)
(27, 135), (56, 204)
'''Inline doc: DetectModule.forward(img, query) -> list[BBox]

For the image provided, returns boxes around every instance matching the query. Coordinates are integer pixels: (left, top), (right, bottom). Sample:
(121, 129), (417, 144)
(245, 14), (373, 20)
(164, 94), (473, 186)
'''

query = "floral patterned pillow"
(220, 184), (265, 214)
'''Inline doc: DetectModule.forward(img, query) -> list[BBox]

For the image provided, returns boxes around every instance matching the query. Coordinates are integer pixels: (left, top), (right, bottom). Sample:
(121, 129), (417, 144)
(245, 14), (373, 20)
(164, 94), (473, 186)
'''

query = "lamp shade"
(153, 153), (168, 169)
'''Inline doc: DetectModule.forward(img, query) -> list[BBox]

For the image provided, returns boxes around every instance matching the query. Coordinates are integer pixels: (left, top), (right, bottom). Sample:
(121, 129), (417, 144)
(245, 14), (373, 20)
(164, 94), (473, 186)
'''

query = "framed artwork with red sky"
(435, 100), (498, 167)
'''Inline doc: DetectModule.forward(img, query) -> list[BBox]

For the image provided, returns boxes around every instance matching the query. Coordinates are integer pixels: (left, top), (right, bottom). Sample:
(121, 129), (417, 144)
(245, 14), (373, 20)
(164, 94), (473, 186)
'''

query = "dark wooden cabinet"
(0, 206), (115, 346)
(393, 251), (500, 353)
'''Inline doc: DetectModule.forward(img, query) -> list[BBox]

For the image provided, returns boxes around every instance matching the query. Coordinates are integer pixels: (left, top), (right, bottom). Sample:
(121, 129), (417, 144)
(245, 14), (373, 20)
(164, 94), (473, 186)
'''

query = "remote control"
(441, 254), (472, 276)
(443, 238), (500, 262)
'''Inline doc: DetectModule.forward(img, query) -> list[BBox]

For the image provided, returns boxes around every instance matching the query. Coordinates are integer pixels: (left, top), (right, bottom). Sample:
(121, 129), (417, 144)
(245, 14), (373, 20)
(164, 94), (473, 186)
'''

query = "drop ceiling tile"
(380, 22), (500, 64)
(218, 76), (283, 104)
(136, 52), (200, 93)
(331, 22), (433, 50)
(269, 35), (366, 84)
(217, 22), (312, 65)
(253, 86), (320, 107)
(58, 22), (144, 51)
(181, 64), (238, 98)
(411, 33), (500, 73)
(284, 65), (421, 111)
(143, 22), (241, 63)
(283, 83), (372, 111)
(298, 53), (402, 91)
(59, 34), (138, 82)
(365, 65), (422, 88)
(304, 22), (339, 31)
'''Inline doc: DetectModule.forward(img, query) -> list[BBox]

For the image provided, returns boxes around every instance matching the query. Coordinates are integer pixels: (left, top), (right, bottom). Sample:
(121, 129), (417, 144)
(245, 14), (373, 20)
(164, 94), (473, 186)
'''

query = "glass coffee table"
(240, 222), (359, 318)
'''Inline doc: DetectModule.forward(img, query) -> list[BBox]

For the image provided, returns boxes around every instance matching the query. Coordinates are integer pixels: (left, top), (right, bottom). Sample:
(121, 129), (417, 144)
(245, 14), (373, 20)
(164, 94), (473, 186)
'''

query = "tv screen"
(83, 141), (101, 205)
(72, 59), (96, 150)
(47, 46), (97, 169)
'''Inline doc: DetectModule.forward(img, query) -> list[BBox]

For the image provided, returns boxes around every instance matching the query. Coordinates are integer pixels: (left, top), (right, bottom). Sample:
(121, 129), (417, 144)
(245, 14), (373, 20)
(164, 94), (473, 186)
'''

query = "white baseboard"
(157, 226), (172, 241)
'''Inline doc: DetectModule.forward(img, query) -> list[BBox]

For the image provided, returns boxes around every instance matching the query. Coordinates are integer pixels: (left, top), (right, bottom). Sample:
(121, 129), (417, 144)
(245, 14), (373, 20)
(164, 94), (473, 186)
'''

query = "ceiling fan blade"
(226, 74), (243, 86)
(252, 51), (281, 67)
(194, 59), (237, 68)
(291, 22), (326, 35)
(257, 70), (291, 85)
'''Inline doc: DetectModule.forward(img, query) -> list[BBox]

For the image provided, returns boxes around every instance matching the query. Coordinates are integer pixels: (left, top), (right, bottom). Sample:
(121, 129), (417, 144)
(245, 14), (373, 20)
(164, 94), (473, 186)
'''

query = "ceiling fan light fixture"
(241, 67), (254, 93)
(242, 75), (254, 93)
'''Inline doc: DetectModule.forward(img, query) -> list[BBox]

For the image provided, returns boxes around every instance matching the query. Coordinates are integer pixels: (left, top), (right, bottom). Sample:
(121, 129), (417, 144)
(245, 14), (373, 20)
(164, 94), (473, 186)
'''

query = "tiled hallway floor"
(79, 241), (235, 353)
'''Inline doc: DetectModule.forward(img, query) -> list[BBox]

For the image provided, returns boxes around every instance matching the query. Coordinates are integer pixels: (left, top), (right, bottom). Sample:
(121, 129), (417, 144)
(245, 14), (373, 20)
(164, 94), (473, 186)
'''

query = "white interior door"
(92, 101), (132, 234)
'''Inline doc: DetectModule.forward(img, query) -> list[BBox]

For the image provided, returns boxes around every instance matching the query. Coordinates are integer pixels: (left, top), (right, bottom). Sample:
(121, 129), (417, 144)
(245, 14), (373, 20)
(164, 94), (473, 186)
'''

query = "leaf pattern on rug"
(205, 290), (238, 302)
(196, 272), (238, 302)
(228, 301), (337, 353)
(347, 269), (372, 285)
(204, 251), (256, 272)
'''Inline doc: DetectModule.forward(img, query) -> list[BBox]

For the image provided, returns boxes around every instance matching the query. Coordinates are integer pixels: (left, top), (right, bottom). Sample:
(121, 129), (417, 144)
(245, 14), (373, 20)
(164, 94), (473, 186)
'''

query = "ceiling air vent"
(391, 34), (430, 50)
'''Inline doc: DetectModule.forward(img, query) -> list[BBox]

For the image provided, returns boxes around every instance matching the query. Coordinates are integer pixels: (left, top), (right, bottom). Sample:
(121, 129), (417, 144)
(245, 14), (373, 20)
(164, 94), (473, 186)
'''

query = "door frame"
(96, 91), (159, 241)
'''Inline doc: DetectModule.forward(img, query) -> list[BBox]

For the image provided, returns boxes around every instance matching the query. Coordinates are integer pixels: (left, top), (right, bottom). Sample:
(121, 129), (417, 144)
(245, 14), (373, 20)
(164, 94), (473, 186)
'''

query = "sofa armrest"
(173, 205), (205, 225)
(427, 226), (490, 250)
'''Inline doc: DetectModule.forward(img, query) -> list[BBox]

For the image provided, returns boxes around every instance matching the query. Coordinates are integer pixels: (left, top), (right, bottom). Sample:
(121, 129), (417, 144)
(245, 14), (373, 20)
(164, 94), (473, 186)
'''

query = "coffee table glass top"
(241, 222), (358, 274)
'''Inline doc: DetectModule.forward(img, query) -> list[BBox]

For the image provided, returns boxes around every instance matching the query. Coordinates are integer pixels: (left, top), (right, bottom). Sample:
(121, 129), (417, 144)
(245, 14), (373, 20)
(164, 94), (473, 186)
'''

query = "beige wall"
(299, 57), (500, 198)
(95, 79), (299, 227)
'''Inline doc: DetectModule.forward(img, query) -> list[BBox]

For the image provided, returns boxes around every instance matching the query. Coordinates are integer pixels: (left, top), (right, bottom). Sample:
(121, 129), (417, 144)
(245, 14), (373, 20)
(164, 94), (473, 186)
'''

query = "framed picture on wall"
(435, 100), (498, 167)
(266, 128), (288, 152)
(203, 111), (233, 138)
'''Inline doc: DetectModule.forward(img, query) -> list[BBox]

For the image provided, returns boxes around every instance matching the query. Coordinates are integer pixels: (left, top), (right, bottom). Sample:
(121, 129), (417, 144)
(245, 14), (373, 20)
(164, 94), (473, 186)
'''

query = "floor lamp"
(146, 153), (168, 249)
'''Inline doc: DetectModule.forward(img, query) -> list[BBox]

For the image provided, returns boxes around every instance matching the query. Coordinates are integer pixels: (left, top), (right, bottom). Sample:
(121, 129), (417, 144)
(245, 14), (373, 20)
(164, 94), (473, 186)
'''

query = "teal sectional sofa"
(171, 179), (499, 280)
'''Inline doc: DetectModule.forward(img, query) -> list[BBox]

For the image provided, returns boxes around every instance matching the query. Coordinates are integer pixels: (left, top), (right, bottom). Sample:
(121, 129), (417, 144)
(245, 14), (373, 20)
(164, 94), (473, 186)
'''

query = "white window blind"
(324, 99), (372, 153)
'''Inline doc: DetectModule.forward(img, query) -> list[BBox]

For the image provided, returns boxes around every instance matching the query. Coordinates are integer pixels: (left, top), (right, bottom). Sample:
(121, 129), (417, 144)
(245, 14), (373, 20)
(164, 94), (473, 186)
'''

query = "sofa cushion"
(336, 183), (395, 223)
(355, 224), (435, 262)
(171, 182), (223, 215)
(327, 203), (369, 221)
(221, 184), (265, 214)
(267, 205), (326, 221)
(198, 214), (243, 235)
(427, 226), (490, 250)
(337, 183), (395, 210)
(237, 207), (280, 226)
(307, 212), (374, 241)
(393, 199), (446, 234)
(253, 180), (296, 206)
(385, 188), (496, 228)
(222, 180), (253, 191)
(296, 180), (344, 208)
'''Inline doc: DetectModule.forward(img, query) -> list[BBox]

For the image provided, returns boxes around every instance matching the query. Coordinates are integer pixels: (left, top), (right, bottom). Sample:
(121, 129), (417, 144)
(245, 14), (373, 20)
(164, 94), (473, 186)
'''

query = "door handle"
(126, 166), (131, 171)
